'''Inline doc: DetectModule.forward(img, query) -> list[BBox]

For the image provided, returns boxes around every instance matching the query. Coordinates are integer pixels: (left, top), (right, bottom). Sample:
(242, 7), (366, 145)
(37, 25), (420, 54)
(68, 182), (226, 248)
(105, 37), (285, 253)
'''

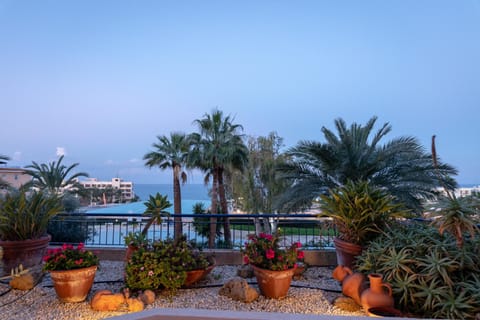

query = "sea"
(86, 183), (211, 215)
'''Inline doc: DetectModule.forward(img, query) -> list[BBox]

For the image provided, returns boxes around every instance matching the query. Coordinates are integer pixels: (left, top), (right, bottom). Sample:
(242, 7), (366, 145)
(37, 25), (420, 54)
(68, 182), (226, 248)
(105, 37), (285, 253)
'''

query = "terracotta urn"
(332, 265), (366, 305)
(184, 263), (215, 287)
(49, 265), (97, 302)
(360, 273), (394, 312)
(252, 265), (295, 299)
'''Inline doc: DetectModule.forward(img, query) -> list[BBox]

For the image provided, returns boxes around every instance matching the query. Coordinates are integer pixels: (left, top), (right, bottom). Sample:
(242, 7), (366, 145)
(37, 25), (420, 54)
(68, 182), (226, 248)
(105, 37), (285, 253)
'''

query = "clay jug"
(332, 265), (366, 305)
(360, 273), (394, 312)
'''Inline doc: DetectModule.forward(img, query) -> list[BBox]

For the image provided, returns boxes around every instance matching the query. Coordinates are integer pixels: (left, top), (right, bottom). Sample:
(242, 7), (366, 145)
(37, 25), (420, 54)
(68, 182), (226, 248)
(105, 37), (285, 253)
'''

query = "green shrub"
(125, 236), (211, 295)
(357, 221), (480, 319)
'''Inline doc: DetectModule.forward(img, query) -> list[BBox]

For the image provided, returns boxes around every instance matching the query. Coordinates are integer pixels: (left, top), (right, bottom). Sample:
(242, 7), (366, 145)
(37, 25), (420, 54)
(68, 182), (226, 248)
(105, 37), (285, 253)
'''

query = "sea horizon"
(133, 183), (210, 202)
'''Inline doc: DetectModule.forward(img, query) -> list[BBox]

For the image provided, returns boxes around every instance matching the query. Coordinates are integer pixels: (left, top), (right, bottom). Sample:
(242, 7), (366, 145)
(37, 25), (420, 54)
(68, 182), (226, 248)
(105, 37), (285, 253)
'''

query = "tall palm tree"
(25, 155), (88, 194)
(190, 109), (249, 247)
(0, 154), (9, 165)
(143, 132), (190, 241)
(276, 116), (457, 213)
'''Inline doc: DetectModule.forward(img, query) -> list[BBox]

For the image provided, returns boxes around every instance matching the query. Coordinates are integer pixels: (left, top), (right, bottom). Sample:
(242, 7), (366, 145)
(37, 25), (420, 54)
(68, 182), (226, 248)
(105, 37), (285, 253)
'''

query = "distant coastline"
(133, 183), (210, 201)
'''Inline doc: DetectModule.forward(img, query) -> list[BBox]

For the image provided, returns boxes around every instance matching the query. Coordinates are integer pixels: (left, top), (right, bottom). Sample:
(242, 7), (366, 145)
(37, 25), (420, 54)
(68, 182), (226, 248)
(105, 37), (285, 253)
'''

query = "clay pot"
(333, 237), (362, 269)
(49, 265), (97, 302)
(367, 306), (403, 317)
(332, 265), (366, 305)
(252, 265), (295, 299)
(0, 234), (51, 276)
(184, 263), (215, 287)
(361, 274), (394, 312)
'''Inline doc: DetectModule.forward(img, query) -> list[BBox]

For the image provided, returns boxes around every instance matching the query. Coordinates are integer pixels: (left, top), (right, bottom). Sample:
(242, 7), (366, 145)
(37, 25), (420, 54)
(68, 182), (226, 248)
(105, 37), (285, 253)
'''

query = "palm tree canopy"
(276, 116), (457, 213)
(0, 154), (10, 165)
(143, 132), (190, 182)
(25, 155), (89, 194)
(189, 109), (249, 174)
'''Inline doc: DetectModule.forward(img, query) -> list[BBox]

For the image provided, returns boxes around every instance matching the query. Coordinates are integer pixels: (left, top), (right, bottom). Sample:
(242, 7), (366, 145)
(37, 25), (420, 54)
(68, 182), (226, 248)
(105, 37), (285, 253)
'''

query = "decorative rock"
(236, 265), (254, 278)
(9, 273), (34, 290)
(139, 289), (156, 305)
(91, 290), (126, 311)
(126, 297), (144, 312)
(219, 277), (259, 303)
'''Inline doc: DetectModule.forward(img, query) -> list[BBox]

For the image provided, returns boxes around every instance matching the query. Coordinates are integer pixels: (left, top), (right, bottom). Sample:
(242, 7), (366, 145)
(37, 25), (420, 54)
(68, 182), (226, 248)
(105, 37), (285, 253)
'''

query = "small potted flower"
(242, 232), (304, 299)
(43, 243), (99, 302)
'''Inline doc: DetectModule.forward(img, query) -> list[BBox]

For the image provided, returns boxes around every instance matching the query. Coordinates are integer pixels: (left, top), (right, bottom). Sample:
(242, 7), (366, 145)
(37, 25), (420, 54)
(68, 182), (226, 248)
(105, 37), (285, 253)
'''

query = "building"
(79, 177), (134, 202)
(0, 167), (32, 191)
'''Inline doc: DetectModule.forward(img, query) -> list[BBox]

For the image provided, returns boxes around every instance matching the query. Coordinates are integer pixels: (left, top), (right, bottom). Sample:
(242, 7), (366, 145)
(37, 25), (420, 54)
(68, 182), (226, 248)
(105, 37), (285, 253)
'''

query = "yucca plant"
(0, 189), (63, 241)
(318, 180), (410, 245)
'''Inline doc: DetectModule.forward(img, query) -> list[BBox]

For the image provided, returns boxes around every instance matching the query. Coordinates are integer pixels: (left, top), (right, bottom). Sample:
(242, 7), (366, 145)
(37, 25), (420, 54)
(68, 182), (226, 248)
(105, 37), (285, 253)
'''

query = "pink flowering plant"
(42, 243), (99, 271)
(242, 232), (304, 271)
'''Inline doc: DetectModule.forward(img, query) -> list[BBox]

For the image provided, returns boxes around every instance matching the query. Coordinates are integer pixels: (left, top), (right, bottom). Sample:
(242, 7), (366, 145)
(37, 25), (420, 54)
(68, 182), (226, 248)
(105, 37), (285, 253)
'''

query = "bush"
(48, 214), (93, 244)
(124, 236), (211, 295)
(357, 221), (480, 319)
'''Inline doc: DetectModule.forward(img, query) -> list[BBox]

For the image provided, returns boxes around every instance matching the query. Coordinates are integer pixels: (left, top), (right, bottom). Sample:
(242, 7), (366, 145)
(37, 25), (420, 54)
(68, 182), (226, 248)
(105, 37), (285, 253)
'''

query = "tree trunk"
(173, 165), (183, 241)
(218, 168), (232, 247)
(209, 170), (218, 248)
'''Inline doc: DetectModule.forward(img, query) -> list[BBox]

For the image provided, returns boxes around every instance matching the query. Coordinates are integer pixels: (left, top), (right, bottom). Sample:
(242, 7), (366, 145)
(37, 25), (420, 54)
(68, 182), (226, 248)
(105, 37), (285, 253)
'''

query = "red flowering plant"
(42, 243), (99, 271)
(242, 232), (304, 271)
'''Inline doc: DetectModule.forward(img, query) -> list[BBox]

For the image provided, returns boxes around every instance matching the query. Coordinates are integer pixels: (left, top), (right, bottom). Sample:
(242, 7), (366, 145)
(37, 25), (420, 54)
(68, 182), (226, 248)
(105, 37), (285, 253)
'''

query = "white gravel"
(0, 261), (366, 320)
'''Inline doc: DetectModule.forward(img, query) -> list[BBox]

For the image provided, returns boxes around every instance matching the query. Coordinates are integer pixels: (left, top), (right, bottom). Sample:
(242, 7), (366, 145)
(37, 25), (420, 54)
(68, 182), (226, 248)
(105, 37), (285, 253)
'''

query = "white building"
(79, 177), (134, 202)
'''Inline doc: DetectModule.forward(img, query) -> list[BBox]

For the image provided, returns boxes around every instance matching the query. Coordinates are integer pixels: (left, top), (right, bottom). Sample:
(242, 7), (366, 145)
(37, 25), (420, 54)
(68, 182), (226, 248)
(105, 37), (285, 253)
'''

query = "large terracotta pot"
(252, 265), (295, 299)
(49, 265), (97, 302)
(0, 234), (51, 275)
(332, 265), (366, 305)
(333, 237), (362, 270)
(361, 273), (394, 312)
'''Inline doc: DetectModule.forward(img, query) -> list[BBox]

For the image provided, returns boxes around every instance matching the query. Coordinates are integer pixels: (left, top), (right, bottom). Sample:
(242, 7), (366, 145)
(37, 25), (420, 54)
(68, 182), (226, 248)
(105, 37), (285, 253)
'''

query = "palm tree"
(0, 154), (10, 188)
(190, 109), (249, 247)
(276, 116), (457, 212)
(142, 193), (172, 236)
(143, 132), (190, 241)
(25, 155), (89, 194)
(0, 154), (9, 165)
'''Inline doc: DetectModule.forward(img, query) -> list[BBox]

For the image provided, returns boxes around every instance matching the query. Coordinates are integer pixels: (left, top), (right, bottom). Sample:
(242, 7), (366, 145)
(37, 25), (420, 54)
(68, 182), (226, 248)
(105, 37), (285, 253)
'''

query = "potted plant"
(0, 189), (63, 275)
(124, 232), (150, 261)
(318, 180), (409, 269)
(125, 235), (214, 296)
(43, 243), (99, 302)
(242, 232), (304, 299)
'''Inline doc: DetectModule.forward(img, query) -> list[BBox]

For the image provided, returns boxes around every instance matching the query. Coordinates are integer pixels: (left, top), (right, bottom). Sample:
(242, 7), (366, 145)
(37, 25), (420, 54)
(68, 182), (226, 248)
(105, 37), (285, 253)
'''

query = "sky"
(1, 0), (479, 185)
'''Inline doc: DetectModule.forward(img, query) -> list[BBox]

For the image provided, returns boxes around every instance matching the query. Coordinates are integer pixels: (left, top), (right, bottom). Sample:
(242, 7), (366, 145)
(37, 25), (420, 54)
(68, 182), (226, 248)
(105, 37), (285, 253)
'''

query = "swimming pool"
(86, 200), (211, 214)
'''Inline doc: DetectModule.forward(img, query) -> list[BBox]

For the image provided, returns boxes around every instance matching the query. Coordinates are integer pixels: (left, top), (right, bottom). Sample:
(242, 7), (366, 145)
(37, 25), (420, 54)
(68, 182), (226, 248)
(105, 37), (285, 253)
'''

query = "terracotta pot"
(332, 265), (366, 305)
(367, 306), (403, 317)
(184, 263), (216, 287)
(333, 237), (362, 270)
(0, 234), (51, 276)
(252, 265), (295, 299)
(361, 274), (394, 312)
(125, 244), (138, 261)
(49, 265), (97, 302)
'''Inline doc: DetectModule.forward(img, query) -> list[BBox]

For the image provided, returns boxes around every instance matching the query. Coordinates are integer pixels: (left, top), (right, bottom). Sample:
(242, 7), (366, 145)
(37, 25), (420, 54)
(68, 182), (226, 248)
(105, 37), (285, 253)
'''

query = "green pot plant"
(125, 235), (215, 297)
(0, 188), (63, 275)
(242, 231), (304, 299)
(43, 243), (99, 303)
(318, 180), (409, 269)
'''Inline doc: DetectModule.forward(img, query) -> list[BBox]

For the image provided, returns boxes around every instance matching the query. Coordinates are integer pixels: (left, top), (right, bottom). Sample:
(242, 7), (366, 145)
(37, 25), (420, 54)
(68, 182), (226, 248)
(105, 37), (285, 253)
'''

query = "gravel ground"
(0, 261), (366, 320)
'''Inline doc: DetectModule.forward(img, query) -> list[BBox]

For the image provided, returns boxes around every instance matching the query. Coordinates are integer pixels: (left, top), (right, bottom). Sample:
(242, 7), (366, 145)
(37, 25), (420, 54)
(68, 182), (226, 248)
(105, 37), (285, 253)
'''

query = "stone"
(236, 264), (254, 278)
(219, 277), (259, 303)
(9, 273), (34, 290)
(139, 289), (156, 305)
(126, 298), (144, 312)
(91, 290), (126, 311)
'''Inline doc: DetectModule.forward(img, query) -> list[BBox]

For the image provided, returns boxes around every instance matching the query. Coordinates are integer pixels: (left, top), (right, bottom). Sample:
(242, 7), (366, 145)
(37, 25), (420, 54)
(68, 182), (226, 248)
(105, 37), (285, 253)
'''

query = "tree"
(141, 193), (172, 236)
(276, 116), (457, 213)
(143, 132), (190, 241)
(25, 155), (89, 195)
(0, 154), (10, 188)
(190, 109), (249, 247)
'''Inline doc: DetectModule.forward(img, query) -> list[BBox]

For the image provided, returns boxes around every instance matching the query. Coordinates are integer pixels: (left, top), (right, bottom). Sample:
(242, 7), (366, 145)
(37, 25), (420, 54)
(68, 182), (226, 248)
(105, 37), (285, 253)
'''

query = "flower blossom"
(266, 249), (275, 259)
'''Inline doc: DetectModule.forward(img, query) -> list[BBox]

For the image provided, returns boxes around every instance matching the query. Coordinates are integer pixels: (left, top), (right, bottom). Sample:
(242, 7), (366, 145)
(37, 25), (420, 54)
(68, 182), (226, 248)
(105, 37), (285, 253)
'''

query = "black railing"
(48, 213), (337, 249)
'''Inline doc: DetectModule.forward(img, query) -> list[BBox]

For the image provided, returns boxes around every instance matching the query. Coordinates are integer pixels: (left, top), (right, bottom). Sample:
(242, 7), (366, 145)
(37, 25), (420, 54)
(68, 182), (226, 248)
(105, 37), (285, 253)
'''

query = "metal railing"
(48, 213), (337, 249)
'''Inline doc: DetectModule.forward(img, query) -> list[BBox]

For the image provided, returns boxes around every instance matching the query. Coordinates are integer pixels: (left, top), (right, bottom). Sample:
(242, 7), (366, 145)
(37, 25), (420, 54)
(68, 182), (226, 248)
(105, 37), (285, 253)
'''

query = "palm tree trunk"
(218, 168), (232, 247)
(173, 166), (183, 241)
(209, 170), (219, 248)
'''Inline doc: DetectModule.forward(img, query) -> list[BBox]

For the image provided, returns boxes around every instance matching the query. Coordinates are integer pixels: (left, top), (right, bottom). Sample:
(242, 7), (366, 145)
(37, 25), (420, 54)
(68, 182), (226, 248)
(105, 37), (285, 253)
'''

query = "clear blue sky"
(1, 0), (479, 185)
